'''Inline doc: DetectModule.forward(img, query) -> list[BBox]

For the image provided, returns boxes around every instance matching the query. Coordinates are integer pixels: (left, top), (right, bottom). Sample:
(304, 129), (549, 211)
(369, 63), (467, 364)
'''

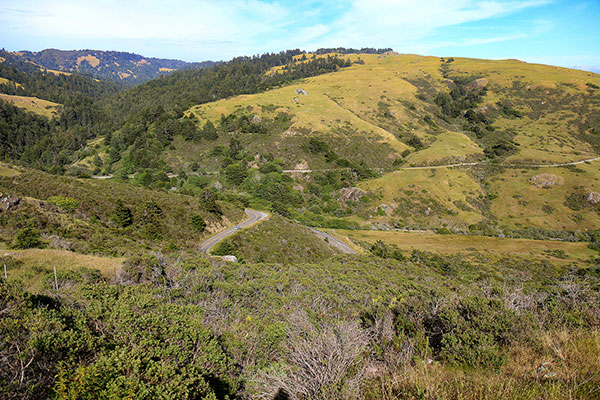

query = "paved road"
(308, 228), (357, 254)
(199, 209), (269, 253)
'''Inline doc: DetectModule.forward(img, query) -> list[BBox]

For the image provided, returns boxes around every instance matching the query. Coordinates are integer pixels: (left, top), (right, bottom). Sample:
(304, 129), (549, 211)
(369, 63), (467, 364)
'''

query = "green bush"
(212, 240), (237, 256)
(47, 196), (79, 212)
(110, 200), (133, 228)
(224, 163), (248, 185)
(432, 297), (517, 369)
(190, 214), (206, 232)
(12, 227), (45, 249)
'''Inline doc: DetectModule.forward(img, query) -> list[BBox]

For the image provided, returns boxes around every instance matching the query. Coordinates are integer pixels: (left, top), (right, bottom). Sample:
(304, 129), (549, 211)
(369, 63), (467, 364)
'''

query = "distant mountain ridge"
(9, 49), (215, 84)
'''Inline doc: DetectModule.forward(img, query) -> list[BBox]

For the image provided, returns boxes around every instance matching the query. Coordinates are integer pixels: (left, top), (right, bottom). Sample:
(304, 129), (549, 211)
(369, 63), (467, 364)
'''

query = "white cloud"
(0, 0), (552, 59)
(299, 0), (550, 51)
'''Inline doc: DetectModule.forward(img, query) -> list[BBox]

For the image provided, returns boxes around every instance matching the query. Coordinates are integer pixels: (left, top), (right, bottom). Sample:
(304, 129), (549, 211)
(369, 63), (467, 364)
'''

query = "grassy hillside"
(180, 53), (600, 233)
(0, 165), (245, 257)
(213, 214), (340, 263)
(335, 228), (596, 266)
(0, 93), (62, 118)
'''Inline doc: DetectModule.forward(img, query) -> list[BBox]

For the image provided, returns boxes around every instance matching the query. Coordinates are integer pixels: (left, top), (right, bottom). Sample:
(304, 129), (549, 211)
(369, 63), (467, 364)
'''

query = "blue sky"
(1, 0), (599, 72)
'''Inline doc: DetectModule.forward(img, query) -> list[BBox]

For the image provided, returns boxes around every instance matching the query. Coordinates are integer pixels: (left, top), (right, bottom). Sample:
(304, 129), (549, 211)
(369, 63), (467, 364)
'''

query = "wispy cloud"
(2, 0), (594, 72)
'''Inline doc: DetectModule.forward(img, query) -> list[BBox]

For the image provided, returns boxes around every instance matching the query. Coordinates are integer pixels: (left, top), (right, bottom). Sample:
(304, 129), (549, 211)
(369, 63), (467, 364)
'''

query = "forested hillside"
(8, 48), (215, 84)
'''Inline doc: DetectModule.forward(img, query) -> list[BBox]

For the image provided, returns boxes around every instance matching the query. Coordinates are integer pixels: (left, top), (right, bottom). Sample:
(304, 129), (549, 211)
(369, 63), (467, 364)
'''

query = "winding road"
(198, 208), (358, 256)
(308, 228), (357, 254)
(199, 209), (269, 253)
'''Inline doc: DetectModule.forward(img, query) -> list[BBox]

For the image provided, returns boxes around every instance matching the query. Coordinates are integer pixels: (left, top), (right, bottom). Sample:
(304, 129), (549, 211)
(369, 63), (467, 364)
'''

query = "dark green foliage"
(11, 227), (44, 249)
(212, 239), (237, 256)
(306, 137), (330, 153)
(224, 163), (248, 185)
(201, 120), (218, 140)
(589, 232), (600, 252)
(271, 201), (291, 217)
(199, 188), (222, 215)
(0, 100), (53, 161)
(190, 214), (206, 232)
(0, 281), (237, 399)
(370, 240), (405, 260)
(0, 52), (121, 171)
(406, 135), (424, 150)
(428, 296), (517, 368)
(138, 200), (164, 240)
(110, 200), (133, 227)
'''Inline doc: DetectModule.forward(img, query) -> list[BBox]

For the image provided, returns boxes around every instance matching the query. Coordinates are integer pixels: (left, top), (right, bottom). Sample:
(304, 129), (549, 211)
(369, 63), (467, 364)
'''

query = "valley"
(1, 46), (599, 399)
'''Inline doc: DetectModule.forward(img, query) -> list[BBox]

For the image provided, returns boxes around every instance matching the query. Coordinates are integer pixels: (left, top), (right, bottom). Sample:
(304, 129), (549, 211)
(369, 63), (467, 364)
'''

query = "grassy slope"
(0, 93), (62, 118)
(215, 214), (340, 263)
(0, 166), (245, 256)
(1, 249), (125, 292)
(450, 58), (600, 163)
(178, 53), (600, 232)
(0, 162), (23, 177)
(334, 229), (596, 265)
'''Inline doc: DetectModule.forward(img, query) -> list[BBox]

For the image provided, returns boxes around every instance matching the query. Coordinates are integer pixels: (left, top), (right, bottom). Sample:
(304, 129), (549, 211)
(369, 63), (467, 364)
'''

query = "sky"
(1, 0), (599, 72)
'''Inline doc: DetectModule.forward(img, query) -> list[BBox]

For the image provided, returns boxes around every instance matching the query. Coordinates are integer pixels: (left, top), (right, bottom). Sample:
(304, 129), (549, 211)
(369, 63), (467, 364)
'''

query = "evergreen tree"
(110, 200), (133, 228)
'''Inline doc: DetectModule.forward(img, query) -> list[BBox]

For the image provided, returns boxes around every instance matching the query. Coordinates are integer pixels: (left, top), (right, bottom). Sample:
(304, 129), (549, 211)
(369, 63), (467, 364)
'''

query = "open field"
(0, 93), (62, 118)
(1, 248), (125, 292)
(333, 229), (597, 264)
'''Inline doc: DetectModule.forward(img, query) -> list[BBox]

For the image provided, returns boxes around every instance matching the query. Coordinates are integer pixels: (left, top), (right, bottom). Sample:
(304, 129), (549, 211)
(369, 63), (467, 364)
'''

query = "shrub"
(12, 227), (44, 249)
(47, 196), (79, 212)
(190, 214), (206, 232)
(430, 297), (517, 369)
(212, 240), (236, 256)
(224, 163), (248, 185)
(199, 189), (221, 214)
(370, 240), (404, 260)
(110, 200), (133, 228)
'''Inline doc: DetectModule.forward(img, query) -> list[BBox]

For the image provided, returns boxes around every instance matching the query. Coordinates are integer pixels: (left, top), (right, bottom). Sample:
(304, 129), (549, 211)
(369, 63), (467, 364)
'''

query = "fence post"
(3, 263), (6, 280)
(53, 266), (59, 290)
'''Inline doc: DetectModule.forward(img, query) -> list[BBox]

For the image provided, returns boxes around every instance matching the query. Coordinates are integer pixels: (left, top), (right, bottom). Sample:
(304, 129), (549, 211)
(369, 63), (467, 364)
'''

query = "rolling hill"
(167, 53), (600, 235)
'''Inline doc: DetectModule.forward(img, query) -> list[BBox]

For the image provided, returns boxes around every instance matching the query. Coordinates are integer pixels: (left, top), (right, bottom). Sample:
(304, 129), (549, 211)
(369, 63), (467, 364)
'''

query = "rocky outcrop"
(530, 174), (562, 188)
(295, 88), (308, 96)
(338, 187), (366, 203)
(0, 193), (20, 211)
(585, 192), (600, 204)
(467, 78), (488, 90)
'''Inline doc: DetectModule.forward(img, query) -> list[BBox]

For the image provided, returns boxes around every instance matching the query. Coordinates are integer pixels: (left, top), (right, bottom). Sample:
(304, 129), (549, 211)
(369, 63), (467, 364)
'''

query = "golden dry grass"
(0, 162), (22, 177)
(333, 229), (596, 264)
(0, 93), (62, 118)
(3, 248), (125, 276)
(76, 54), (100, 67)
(0, 77), (23, 88)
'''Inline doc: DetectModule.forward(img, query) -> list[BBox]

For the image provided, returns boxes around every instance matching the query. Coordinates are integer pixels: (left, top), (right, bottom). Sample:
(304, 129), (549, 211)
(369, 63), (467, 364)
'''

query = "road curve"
(308, 228), (357, 254)
(199, 209), (269, 253)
